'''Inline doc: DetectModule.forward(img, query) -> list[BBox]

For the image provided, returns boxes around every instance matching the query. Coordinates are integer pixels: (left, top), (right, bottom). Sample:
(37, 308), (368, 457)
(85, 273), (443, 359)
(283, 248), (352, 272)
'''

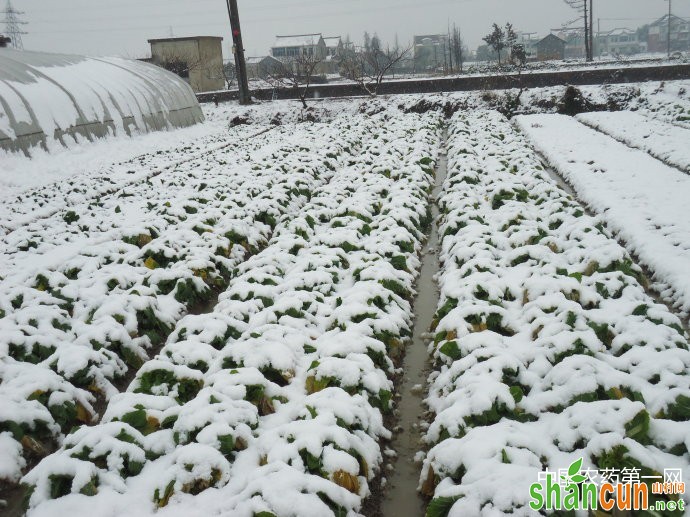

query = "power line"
(1, 0), (28, 50)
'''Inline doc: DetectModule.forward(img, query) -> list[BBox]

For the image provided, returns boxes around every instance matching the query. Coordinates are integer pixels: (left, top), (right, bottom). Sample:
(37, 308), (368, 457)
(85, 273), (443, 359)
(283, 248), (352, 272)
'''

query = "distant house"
(599, 28), (645, 56)
(560, 31), (587, 59)
(323, 36), (343, 58)
(245, 55), (284, 79)
(414, 34), (450, 71)
(515, 32), (539, 61)
(536, 34), (566, 61)
(320, 36), (344, 74)
(148, 36), (224, 93)
(271, 34), (327, 61)
(647, 14), (690, 53)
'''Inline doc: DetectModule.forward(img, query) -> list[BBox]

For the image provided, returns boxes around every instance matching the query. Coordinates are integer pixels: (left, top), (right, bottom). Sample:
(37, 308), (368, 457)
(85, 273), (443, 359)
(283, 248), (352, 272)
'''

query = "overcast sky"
(14, 0), (690, 59)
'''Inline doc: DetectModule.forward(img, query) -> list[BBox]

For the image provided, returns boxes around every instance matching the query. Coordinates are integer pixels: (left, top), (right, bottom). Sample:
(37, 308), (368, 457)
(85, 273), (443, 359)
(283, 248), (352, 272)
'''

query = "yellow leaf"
(145, 416), (160, 434)
(138, 234), (153, 247)
(76, 402), (92, 424)
(305, 376), (330, 395)
(532, 325), (543, 341)
(21, 435), (45, 455)
(610, 387), (624, 400)
(259, 397), (275, 416)
(584, 261), (599, 276)
(144, 256), (159, 270)
(420, 465), (437, 498)
(28, 390), (45, 400)
(387, 337), (403, 361)
(88, 383), (102, 394)
(332, 470), (360, 494)
(471, 322), (488, 333)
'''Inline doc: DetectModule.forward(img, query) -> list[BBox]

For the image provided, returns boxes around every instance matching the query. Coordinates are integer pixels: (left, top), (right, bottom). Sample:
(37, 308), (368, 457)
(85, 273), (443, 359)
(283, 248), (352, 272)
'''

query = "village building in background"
(148, 36), (224, 93)
(598, 28), (646, 56)
(646, 14), (690, 53)
(271, 34), (327, 60)
(245, 55), (284, 80)
(414, 34), (450, 72)
(536, 34), (566, 61)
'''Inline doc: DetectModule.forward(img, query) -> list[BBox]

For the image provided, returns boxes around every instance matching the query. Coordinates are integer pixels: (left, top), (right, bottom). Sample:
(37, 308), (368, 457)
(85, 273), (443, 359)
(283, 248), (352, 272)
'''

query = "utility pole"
(583, 0), (590, 61)
(225, 0), (250, 105)
(666, 0), (671, 59)
(589, 0), (594, 61)
(1, 0), (28, 50)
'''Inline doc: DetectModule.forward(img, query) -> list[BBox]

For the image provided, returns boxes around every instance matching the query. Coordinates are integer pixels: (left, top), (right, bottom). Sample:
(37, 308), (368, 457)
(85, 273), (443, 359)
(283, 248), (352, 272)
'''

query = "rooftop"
(323, 36), (342, 48)
(148, 36), (223, 44)
(273, 34), (323, 47)
(605, 28), (636, 37)
(538, 34), (567, 45)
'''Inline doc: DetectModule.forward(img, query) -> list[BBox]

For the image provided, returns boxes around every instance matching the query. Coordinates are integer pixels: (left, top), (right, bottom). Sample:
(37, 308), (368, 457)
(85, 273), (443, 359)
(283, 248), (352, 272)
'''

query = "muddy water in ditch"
(382, 149), (448, 517)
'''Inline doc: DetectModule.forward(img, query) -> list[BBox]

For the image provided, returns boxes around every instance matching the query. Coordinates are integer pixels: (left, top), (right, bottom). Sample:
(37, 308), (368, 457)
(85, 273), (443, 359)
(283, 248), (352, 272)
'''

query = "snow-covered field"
(2, 81), (690, 517)
(516, 114), (690, 317)
(576, 111), (690, 173)
(0, 119), (361, 483)
(422, 110), (690, 515)
(2, 106), (446, 516)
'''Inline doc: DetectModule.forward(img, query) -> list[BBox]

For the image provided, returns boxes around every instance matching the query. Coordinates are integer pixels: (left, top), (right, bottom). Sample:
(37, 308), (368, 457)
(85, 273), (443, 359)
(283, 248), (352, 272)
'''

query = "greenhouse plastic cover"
(0, 49), (204, 154)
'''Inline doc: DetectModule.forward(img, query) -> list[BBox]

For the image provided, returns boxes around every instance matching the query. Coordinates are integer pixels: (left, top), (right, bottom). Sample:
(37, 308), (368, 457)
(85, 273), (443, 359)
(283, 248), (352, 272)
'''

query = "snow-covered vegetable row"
(637, 83), (690, 130)
(421, 111), (690, 516)
(516, 114), (690, 318)
(576, 111), (690, 174)
(0, 123), (265, 234)
(21, 111), (443, 516)
(0, 121), (364, 487)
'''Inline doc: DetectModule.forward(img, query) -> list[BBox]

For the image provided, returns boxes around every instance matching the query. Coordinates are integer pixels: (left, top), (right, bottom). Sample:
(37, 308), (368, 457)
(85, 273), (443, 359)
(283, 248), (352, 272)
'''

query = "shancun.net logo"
(529, 458), (686, 512)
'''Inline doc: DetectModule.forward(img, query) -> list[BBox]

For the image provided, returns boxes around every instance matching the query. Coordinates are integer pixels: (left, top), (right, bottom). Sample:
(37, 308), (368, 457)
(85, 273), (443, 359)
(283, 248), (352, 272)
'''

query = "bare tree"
(451, 25), (465, 73)
(339, 44), (410, 96)
(266, 52), (323, 109)
(155, 49), (203, 80)
(563, 0), (593, 60)
(220, 61), (236, 89)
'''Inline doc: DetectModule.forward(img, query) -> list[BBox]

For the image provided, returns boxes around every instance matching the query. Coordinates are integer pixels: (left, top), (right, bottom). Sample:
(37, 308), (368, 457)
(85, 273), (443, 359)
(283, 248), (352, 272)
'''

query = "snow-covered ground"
(3, 107), (446, 517)
(576, 111), (690, 173)
(516, 114), (690, 317)
(422, 110), (690, 515)
(2, 80), (690, 517)
(0, 117), (365, 485)
(0, 112), (266, 232)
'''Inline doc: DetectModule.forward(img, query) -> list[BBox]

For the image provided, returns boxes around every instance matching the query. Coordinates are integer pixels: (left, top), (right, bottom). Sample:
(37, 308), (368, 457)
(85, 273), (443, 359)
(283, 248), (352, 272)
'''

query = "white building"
(323, 36), (343, 58)
(271, 34), (327, 61)
(599, 28), (645, 56)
